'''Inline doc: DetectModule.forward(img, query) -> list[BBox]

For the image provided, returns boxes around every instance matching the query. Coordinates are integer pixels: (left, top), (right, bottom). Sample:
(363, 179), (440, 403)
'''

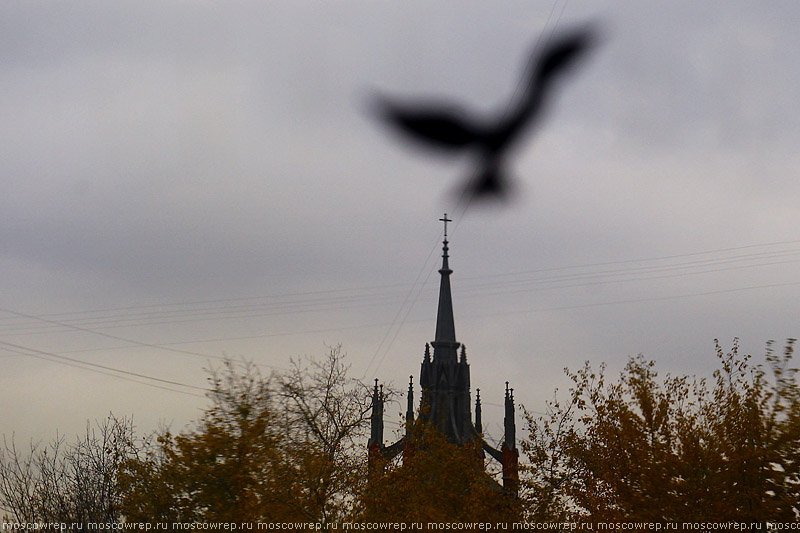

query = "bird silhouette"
(372, 26), (597, 203)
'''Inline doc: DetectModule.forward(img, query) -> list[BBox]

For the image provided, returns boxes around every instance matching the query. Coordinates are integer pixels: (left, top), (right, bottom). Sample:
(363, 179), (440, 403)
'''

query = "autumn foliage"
(523, 339), (800, 522)
(360, 421), (520, 522)
(2, 340), (799, 523)
(119, 347), (372, 523)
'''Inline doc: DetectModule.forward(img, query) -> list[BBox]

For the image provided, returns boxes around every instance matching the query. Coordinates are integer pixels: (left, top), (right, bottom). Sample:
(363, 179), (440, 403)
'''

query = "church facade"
(367, 215), (518, 494)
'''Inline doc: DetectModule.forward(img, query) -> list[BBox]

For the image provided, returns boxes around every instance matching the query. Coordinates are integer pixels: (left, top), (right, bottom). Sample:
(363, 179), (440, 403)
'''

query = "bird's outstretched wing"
(533, 26), (596, 87)
(369, 24), (599, 207)
(373, 98), (481, 150)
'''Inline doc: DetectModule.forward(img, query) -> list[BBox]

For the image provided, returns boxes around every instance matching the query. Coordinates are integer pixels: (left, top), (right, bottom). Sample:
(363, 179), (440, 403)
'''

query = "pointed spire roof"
(433, 214), (459, 361)
(369, 379), (384, 447)
(475, 388), (483, 434)
(406, 375), (415, 427)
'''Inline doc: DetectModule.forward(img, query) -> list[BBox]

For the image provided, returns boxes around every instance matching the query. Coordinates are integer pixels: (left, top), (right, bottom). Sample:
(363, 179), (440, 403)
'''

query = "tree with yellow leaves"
(523, 339), (800, 522)
(119, 346), (373, 523)
(357, 419), (521, 523)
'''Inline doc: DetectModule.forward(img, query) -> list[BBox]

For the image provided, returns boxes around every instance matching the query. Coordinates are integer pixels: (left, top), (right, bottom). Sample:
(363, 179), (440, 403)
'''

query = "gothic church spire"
(432, 214), (459, 363)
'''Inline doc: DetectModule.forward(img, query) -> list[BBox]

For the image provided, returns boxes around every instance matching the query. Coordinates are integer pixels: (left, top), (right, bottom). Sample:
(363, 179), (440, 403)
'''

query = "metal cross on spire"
(439, 213), (452, 239)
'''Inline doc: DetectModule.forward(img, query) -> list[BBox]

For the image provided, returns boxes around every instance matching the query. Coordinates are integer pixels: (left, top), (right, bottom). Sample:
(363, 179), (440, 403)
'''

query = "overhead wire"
(0, 306), (293, 379)
(0, 339), (206, 397)
(0, 287), (409, 335)
(465, 239), (800, 281)
(477, 279), (800, 319)
(0, 305), (233, 366)
(0, 240), (800, 342)
(460, 250), (800, 297)
(6, 236), (798, 330)
(0, 293), (407, 340)
(3, 241), (799, 339)
(3, 259), (797, 399)
(361, 232), (443, 379)
(0, 282), (409, 324)
(366, 233), (442, 377)
(54, 320), (397, 357)
(2, 234), (800, 390)
(137, 277), (799, 340)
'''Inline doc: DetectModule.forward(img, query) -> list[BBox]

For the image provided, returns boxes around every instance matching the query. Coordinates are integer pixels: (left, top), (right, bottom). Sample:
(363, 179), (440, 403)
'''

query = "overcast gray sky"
(2, 1), (800, 446)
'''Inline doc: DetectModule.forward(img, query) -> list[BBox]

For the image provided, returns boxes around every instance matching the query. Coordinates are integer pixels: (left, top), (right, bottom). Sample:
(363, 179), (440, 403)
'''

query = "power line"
(0, 305), (290, 373)
(0, 340), (205, 397)
(0, 305), (231, 363)
(3, 277), (797, 397)
(478, 279), (800, 319)
(2, 254), (796, 354)
(1, 259), (795, 356)
(362, 231), (443, 379)
(0, 239), (797, 368)
(463, 239), (800, 281)
(2, 240), (799, 337)
(0, 282), (408, 324)
(153, 277), (800, 343)
(459, 253), (800, 298)
(0, 289), (407, 335)
(350, 239), (800, 376)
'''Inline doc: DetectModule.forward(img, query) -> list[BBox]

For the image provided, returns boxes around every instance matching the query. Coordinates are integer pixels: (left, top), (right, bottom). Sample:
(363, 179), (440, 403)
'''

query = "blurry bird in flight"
(372, 26), (598, 204)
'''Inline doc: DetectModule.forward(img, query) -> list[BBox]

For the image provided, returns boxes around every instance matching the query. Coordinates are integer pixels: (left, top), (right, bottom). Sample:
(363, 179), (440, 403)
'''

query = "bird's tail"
(458, 165), (513, 205)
